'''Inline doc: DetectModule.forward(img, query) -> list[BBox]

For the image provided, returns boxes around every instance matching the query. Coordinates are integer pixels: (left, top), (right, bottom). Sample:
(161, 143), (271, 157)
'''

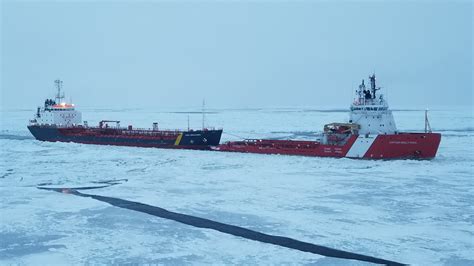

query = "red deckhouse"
(215, 74), (441, 159)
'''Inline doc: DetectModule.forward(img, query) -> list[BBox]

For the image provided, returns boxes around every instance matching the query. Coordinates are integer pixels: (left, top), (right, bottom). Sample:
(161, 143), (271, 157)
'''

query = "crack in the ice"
(37, 186), (406, 266)
(37, 179), (127, 191)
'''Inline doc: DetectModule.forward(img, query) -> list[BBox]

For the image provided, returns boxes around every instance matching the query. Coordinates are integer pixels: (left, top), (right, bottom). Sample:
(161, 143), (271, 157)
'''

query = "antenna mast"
(54, 79), (65, 103)
(202, 99), (206, 130)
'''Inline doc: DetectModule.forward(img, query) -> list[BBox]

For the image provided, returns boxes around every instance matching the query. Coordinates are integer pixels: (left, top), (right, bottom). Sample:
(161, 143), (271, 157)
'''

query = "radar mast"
(54, 79), (65, 104)
(369, 74), (380, 99)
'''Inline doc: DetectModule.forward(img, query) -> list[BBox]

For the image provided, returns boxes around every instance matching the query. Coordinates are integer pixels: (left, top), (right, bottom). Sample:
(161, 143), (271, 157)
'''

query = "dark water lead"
(36, 179), (128, 190)
(37, 186), (405, 266)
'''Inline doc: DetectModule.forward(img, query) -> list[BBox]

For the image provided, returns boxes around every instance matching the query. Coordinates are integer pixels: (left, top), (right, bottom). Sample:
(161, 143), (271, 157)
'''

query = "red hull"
(215, 133), (441, 159)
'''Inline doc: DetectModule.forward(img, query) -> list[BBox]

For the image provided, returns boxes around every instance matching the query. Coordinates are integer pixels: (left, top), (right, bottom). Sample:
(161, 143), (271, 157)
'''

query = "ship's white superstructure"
(30, 80), (82, 127)
(349, 74), (397, 135)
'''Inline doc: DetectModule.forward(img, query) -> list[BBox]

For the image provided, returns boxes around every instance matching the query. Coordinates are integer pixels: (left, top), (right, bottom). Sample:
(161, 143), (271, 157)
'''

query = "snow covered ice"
(1, 106), (473, 265)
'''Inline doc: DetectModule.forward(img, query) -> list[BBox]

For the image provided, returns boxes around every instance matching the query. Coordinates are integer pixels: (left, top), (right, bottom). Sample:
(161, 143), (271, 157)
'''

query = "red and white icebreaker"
(215, 74), (441, 159)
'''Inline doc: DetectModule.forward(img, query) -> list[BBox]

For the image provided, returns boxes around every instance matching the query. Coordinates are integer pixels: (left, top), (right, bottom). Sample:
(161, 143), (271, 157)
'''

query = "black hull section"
(27, 125), (222, 150)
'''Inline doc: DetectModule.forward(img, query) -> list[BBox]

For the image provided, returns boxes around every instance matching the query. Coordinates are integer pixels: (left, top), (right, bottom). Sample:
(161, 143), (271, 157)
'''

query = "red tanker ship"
(215, 74), (441, 159)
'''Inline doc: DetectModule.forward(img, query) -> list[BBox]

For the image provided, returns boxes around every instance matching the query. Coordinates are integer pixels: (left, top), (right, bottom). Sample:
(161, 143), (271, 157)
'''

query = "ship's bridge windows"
(352, 106), (387, 111)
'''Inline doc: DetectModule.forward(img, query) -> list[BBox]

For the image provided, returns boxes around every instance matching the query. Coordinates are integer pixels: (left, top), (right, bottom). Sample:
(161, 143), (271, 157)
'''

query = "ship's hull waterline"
(215, 133), (441, 159)
(27, 125), (223, 150)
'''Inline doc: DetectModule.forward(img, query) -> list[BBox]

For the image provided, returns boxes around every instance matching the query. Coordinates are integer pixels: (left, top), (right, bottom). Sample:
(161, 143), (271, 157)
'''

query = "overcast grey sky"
(1, 0), (472, 110)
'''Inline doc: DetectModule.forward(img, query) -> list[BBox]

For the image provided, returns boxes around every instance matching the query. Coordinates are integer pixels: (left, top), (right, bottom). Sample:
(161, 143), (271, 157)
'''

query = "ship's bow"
(419, 132), (442, 159)
(365, 132), (441, 159)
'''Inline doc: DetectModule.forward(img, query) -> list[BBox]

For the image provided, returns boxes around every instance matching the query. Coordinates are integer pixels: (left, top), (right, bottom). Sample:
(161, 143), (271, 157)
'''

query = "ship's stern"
(27, 125), (62, 142)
